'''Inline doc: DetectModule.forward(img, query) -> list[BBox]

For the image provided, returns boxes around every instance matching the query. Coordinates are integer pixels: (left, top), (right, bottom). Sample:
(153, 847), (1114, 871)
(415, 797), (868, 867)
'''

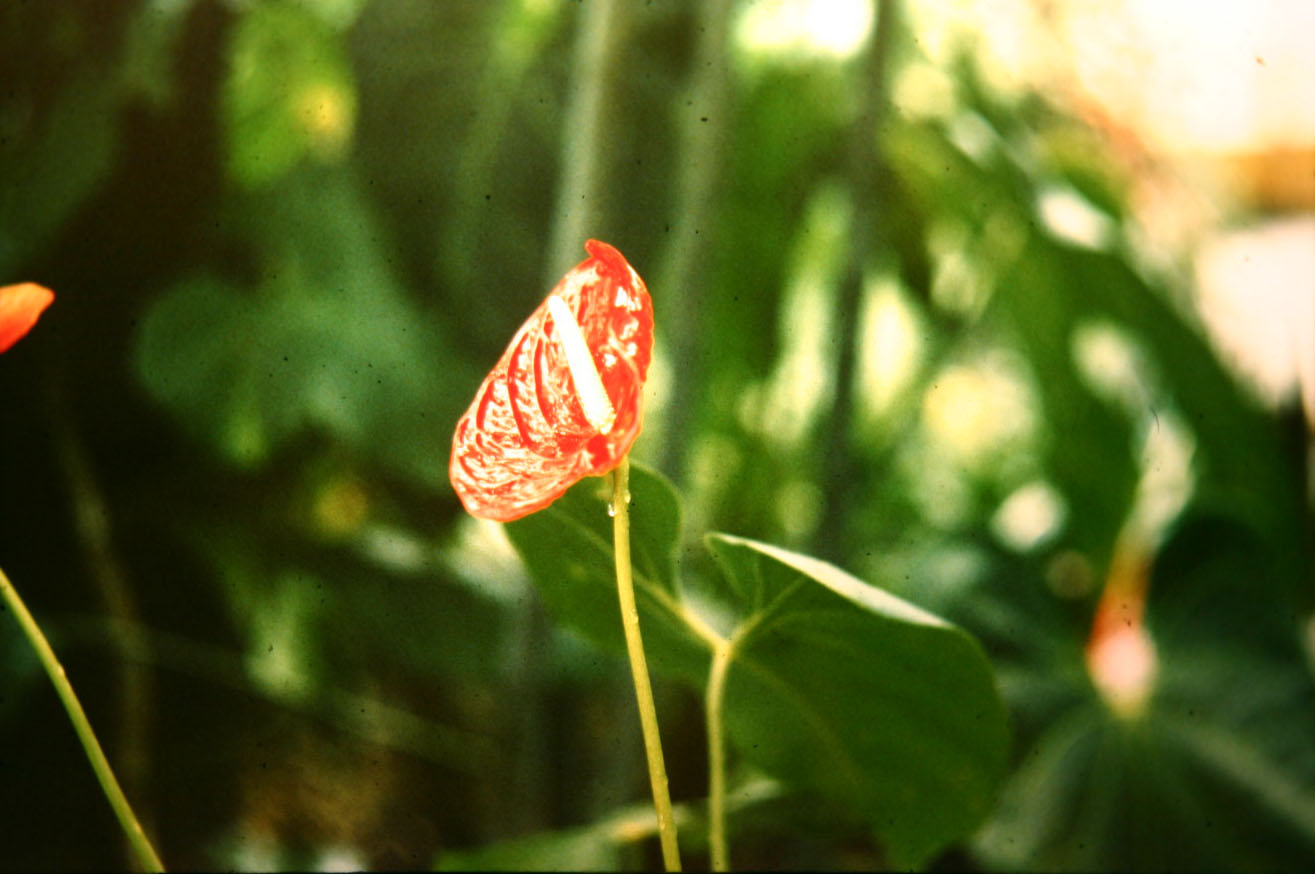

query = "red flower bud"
(450, 240), (654, 521)
(0, 283), (55, 353)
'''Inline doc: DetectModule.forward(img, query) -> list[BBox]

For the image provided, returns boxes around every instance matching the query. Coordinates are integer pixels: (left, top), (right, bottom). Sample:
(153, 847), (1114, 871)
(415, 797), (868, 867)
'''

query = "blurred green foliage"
(223, 3), (358, 188)
(1, 0), (1312, 871)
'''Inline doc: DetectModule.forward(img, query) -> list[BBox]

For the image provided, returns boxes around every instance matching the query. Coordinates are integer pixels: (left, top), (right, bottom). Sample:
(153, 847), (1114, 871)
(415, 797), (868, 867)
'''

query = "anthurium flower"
(0, 282), (55, 353)
(450, 240), (654, 522)
(1085, 549), (1157, 718)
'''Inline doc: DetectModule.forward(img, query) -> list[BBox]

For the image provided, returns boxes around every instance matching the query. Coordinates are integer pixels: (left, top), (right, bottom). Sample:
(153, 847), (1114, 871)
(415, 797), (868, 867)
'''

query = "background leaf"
(222, 1), (358, 188)
(0, 63), (122, 277)
(975, 515), (1315, 872)
(134, 168), (462, 482)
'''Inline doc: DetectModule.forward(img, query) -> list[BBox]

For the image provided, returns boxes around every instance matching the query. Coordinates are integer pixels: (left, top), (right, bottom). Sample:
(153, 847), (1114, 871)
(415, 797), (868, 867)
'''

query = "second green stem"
(706, 639), (732, 871)
(611, 458), (682, 871)
(0, 564), (164, 872)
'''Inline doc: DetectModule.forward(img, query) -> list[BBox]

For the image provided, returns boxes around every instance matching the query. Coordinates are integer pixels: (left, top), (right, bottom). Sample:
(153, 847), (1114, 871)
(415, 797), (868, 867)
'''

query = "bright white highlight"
(921, 357), (1035, 468)
(992, 480), (1066, 552)
(1088, 619), (1158, 719)
(1072, 319), (1150, 411)
(856, 277), (923, 426)
(1036, 185), (1116, 250)
(1196, 216), (1315, 424)
(1071, 320), (1197, 546)
(736, 0), (874, 61)
(548, 294), (616, 434)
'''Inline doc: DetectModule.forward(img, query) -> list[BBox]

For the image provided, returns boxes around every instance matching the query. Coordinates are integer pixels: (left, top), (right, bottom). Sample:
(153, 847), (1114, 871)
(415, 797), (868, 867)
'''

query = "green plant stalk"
(611, 458), (682, 871)
(706, 639), (733, 871)
(0, 565), (165, 872)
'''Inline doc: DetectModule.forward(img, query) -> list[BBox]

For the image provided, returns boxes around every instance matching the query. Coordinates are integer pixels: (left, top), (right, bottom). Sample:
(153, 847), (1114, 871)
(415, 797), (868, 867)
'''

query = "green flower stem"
(611, 458), (682, 871)
(0, 564), (165, 872)
(705, 639), (733, 871)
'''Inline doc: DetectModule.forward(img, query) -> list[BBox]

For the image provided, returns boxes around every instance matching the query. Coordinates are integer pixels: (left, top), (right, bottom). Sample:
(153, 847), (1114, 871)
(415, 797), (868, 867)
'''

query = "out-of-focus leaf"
(120, 0), (194, 107)
(325, 547), (516, 684)
(993, 233), (1309, 590)
(1036, 119), (1131, 220)
(297, 0), (370, 31)
(0, 609), (42, 722)
(434, 777), (803, 871)
(507, 464), (1009, 867)
(700, 66), (849, 383)
(882, 117), (1031, 235)
(182, 520), (502, 772)
(0, 65), (120, 276)
(1047, 246), (1311, 590)
(135, 169), (463, 483)
(988, 235), (1140, 576)
(351, 0), (543, 358)
(223, 1), (357, 188)
(975, 514), (1315, 871)
(436, 819), (627, 872)
(676, 65), (853, 517)
(880, 82), (1315, 870)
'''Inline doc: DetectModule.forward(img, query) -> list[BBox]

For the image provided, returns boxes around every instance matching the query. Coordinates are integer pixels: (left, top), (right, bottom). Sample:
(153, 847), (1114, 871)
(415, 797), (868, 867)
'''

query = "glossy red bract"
(450, 240), (654, 521)
(0, 283), (55, 354)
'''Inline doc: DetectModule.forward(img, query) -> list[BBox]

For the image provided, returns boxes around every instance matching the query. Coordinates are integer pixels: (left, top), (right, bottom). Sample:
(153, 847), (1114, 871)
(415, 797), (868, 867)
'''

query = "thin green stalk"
(705, 639), (733, 871)
(655, 0), (734, 483)
(0, 565), (165, 872)
(545, 0), (624, 280)
(816, 0), (899, 561)
(611, 458), (682, 871)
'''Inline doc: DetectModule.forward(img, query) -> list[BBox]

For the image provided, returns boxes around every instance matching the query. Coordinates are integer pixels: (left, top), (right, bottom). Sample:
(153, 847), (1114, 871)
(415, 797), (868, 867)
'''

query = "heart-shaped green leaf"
(703, 533), (1010, 867)
(505, 463), (1010, 866)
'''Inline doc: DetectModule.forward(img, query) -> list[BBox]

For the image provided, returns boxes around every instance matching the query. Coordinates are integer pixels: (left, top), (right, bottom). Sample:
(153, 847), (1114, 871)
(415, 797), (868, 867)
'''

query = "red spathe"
(0, 283), (55, 354)
(450, 240), (654, 522)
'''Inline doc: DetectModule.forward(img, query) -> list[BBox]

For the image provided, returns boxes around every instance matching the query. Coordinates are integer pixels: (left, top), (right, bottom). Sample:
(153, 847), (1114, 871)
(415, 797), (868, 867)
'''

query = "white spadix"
(548, 294), (616, 434)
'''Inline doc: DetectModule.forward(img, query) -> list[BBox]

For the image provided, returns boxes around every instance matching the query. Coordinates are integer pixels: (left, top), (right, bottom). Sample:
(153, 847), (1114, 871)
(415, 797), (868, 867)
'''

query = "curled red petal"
(450, 240), (654, 521)
(0, 283), (55, 354)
